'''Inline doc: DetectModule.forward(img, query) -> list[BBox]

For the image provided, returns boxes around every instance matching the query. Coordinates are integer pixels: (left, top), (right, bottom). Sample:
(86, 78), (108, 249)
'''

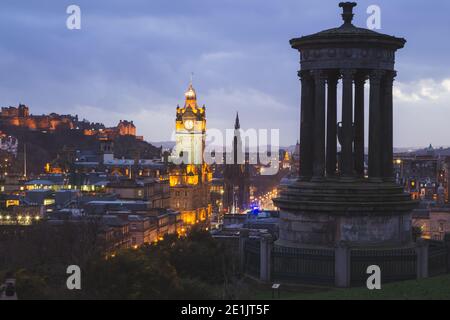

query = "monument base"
(273, 179), (418, 247)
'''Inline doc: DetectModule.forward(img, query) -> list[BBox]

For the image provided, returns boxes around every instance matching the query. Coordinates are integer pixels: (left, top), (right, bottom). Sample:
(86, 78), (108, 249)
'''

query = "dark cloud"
(0, 0), (449, 146)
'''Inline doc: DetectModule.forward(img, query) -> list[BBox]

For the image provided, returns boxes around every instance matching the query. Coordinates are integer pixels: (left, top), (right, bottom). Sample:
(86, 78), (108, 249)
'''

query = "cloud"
(393, 77), (450, 148)
(204, 87), (290, 114)
(1, 0), (450, 147)
(393, 87), (421, 102)
(72, 104), (174, 142)
(393, 79), (442, 102)
(442, 79), (450, 92)
(199, 51), (244, 63)
(394, 78), (450, 103)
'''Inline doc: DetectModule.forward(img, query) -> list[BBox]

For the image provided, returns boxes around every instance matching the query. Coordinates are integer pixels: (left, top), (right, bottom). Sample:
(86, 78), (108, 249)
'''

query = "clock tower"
(169, 82), (212, 228)
(174, 82), (206, 165)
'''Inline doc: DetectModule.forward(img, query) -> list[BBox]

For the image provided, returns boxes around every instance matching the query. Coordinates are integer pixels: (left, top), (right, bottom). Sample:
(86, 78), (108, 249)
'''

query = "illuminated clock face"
(184, 119), (194, 130)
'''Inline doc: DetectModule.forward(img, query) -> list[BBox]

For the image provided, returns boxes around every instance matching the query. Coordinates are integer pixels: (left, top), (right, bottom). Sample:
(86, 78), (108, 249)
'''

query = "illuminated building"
(0, 104), (75, 131)
(127, 215), (157, 247)
(117, 120), (136, 137)
(88, 120), (139, 140)
(0, 133), (18, 157)
(413, 208), (450, 241)
(172, 82), (206, 165)
(0, 203), (43, 226)
(280, 149), (291, 170)
(105, 178), (170, 207)
(394, 151), (440, 201)
(0, 104), (138, 139)
(169, 82), (212, 226)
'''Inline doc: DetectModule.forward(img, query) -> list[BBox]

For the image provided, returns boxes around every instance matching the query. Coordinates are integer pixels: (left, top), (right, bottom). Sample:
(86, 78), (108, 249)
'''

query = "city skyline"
(1, 1), (450, 146)
(3, 0), (450, 302)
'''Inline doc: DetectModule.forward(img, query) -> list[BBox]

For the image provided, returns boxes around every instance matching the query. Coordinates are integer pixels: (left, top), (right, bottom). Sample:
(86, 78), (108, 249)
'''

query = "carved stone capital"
(298, 70), (312, 82)
(340, 69), (357, 83)
(326, 71), (340, 86)
(383, 70), (397, 85)
(354, 72), (368, 85)
(310, 70), (327, 84)
(369, 70), (386, 84)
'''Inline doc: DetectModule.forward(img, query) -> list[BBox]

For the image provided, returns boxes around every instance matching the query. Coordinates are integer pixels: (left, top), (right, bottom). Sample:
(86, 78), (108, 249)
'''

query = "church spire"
(234, 112), (240, 129)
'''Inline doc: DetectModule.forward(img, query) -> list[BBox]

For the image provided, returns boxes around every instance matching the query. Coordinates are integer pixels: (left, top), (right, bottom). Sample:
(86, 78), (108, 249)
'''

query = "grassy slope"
(250, 274), (450, 300)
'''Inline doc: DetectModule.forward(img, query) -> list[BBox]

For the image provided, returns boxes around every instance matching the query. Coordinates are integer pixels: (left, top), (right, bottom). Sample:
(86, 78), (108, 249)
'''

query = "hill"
(0, 127), (161, 175)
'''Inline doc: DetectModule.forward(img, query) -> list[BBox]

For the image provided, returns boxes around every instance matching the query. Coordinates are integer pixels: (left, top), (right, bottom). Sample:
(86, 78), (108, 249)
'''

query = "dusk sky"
(0, 0), (449, 147)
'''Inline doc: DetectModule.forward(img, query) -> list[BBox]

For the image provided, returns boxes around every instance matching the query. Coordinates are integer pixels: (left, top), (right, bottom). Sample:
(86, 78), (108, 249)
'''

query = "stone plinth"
(273, 179), (418, 248)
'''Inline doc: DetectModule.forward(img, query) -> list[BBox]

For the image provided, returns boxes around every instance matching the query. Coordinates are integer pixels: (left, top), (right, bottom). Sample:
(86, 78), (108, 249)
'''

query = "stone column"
(368, 70), (385, 180)
(335, 242), (351, 288)
(340, 69), (356, 177)
(444, 233), (450, 273)
(326, 73), (339, 177)
(260, 234), (273, 282)
(239, 229), (249, 273)
(416, 239), (429, 279)
(382, 71), (396, 181)
(311, 70), (327, 180)
(298, 71), (314, 180)
(354, 74), (366, 176)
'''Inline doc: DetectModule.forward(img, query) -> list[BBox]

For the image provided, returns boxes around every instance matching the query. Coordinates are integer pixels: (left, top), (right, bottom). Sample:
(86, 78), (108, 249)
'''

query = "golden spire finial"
(185, 72), (196, 100)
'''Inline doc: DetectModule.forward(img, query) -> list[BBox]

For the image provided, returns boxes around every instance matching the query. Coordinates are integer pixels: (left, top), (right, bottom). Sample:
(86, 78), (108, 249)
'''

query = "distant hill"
(150, 141), (176, 150)
(113, 135), (162, 159)
(404, 145), (450, 157)
(0, 127), (161, 175)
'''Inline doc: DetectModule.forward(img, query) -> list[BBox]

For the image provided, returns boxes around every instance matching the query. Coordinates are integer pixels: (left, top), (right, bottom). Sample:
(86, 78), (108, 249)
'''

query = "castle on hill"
(0, 104), (139, 140)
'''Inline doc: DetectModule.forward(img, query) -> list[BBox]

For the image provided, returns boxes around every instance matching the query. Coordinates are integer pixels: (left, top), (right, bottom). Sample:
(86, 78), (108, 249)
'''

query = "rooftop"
(290, 2), (405, 49)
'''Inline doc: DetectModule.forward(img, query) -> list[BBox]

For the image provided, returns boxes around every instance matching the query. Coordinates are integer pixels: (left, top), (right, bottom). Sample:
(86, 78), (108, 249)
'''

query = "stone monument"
(274, 2), (418, 249)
